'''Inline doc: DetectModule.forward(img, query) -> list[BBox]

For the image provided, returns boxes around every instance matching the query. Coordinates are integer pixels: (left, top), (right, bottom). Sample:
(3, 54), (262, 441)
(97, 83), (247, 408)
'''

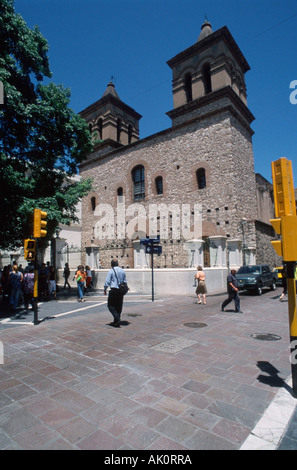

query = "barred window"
(132, 165), (145, 201)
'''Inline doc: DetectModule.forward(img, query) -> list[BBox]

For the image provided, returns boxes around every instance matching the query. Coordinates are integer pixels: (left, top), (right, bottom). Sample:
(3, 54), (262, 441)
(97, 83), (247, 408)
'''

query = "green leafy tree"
(0, 0), (93, 250)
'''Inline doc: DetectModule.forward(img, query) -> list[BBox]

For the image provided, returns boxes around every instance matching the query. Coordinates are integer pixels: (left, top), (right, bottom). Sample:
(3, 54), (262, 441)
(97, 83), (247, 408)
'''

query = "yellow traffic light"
(270, 218), (282, 257)
(24, 239), (36, 261)
(271, 215), (297, 261)
(270, 158), (297, 261)
(271, 158), (296, 217)
(33, 208), (47, 238)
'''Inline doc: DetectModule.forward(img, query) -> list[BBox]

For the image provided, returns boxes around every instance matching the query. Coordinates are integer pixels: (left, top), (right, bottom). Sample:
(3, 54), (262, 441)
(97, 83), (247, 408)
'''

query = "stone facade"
(79, 21), (277, 271)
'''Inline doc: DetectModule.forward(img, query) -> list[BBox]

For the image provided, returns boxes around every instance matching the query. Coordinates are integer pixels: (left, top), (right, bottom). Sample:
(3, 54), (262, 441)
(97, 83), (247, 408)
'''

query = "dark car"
(236, 265), (277, 295)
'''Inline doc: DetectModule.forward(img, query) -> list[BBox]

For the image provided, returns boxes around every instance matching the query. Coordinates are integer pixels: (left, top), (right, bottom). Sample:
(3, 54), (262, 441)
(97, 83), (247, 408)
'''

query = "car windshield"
(237, 266), (260, 274)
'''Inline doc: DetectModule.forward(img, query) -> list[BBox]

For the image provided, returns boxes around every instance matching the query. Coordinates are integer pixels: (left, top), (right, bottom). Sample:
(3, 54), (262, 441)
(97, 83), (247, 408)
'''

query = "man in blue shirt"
(104, 259), (128, 327)
(221, 269), (243, 313)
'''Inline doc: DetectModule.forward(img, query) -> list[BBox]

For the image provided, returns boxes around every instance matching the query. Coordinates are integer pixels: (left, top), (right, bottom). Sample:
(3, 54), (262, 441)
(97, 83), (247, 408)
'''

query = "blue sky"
(14, 0), (297, 183)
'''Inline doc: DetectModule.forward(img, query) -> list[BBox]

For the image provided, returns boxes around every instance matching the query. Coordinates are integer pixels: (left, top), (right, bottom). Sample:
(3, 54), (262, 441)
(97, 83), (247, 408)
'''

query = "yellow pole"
(287, 262), (297, 394)
(288, 276), (297, 336)
(33, 266), (38, 325)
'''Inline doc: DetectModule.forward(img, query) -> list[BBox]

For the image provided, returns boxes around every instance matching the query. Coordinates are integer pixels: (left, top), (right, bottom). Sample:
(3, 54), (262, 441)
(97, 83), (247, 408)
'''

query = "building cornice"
(166, 85), (255, 125)
(79, 94), (142, 122)
(79, 87), (254, 170)
(167, 26), (250, 74)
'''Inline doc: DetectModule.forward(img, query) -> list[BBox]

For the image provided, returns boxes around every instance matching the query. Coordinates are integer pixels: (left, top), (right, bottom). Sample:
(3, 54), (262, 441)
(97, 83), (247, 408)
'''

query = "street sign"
(140, 236), (160, 245)
(146, 245), (162, 255)
(139, 236), (161, 302)
(149, 237), (160, 244)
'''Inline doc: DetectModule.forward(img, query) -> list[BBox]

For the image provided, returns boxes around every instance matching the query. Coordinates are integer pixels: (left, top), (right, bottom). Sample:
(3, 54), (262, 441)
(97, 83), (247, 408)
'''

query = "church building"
(79, 20), (278, 273)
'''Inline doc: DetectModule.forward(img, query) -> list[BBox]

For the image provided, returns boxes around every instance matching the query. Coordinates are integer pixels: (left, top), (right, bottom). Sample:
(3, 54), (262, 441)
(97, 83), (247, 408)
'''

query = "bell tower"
(80, 80), (142, 153)
(166, 20), (253, 128)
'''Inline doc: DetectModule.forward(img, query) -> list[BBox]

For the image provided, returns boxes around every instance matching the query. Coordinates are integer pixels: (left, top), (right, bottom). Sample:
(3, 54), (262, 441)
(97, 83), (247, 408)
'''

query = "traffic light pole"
(270, 158), (297, 395)
(151, 251), (154, 302)
(287, 261), (297, 394)
(33, 262), (39, 325)
(31, 207), (47, 325)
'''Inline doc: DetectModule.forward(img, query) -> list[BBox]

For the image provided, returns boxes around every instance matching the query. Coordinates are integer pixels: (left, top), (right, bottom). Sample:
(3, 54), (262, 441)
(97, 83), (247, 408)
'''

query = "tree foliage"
(0, 0), (93, 250)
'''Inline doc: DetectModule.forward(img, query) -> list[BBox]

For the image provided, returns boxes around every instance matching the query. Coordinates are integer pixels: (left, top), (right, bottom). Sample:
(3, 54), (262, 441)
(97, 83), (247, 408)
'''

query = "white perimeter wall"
(58, 267), (228, 296)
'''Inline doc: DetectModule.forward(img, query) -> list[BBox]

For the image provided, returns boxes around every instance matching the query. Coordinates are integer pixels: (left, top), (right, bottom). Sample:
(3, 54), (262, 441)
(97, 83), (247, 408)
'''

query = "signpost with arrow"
(140, 236), (162, 301)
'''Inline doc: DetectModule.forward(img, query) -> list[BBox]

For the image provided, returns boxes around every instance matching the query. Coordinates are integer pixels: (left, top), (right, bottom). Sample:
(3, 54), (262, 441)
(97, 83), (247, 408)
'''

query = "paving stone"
(0, 405), (39, 437)
(155, 415), (197, 443)
(185, 429), (237, 450)
(78, 429), (124, 450)
(0, 291), (296, 450)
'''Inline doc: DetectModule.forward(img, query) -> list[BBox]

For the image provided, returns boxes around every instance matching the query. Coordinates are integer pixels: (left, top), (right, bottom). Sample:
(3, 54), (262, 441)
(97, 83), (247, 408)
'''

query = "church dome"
(102, 80), (120, 99)
(197, 20), (213, 42)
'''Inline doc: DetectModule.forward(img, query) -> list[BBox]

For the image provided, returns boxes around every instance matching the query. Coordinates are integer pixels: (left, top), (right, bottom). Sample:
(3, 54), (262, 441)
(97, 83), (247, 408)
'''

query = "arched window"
(97, 118), (103, 140)
(196, 168), (206, 189)
(184, 73), (193, 102)
(202, 63), (212, 94)
(128, 125), (133, 144)
(91, 196), (96, 211)
(117, 118), (122, 143)
(155, 176), (163, 195)
(117, 186), (124, 203)
(132, 165), (145, 201)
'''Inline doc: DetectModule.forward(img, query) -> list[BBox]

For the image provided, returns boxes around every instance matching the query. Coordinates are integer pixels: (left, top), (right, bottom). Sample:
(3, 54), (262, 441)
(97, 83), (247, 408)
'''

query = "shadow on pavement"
(257, 361), (295, 397)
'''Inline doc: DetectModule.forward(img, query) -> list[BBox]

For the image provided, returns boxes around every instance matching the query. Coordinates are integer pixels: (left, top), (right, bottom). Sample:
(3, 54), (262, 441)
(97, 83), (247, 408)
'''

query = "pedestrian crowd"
(0, 261), (60, 314)
(1, 257), (295, 324)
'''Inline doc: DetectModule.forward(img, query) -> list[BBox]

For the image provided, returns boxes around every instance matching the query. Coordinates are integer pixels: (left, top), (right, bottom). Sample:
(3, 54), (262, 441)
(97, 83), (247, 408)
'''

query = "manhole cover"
(250, 333), (282, 341)
(184, 322), (207, 329)
(150, 337), (197, 354)
(126, 313), (142, 317)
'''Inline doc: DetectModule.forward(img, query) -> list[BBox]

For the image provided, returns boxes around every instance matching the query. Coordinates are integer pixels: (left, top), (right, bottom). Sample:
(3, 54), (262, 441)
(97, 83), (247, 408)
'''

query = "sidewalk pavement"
(0, 287), (297, 450)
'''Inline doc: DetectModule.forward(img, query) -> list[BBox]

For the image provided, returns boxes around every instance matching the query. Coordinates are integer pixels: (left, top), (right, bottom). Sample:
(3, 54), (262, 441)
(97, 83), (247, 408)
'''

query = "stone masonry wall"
(80, 106), (257, 269)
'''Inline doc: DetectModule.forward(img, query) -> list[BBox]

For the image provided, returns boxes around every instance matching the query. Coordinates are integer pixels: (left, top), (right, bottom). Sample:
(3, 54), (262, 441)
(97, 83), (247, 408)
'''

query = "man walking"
(221, 269), (243, 313)
(104, 260), (127, 327)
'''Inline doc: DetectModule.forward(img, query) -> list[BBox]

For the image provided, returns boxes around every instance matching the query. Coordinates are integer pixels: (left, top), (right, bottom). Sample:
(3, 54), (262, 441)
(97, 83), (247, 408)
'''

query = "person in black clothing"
(63, 263), (71, 289)
(221, 269), (243, 313)
(104, 259), (127, 327)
